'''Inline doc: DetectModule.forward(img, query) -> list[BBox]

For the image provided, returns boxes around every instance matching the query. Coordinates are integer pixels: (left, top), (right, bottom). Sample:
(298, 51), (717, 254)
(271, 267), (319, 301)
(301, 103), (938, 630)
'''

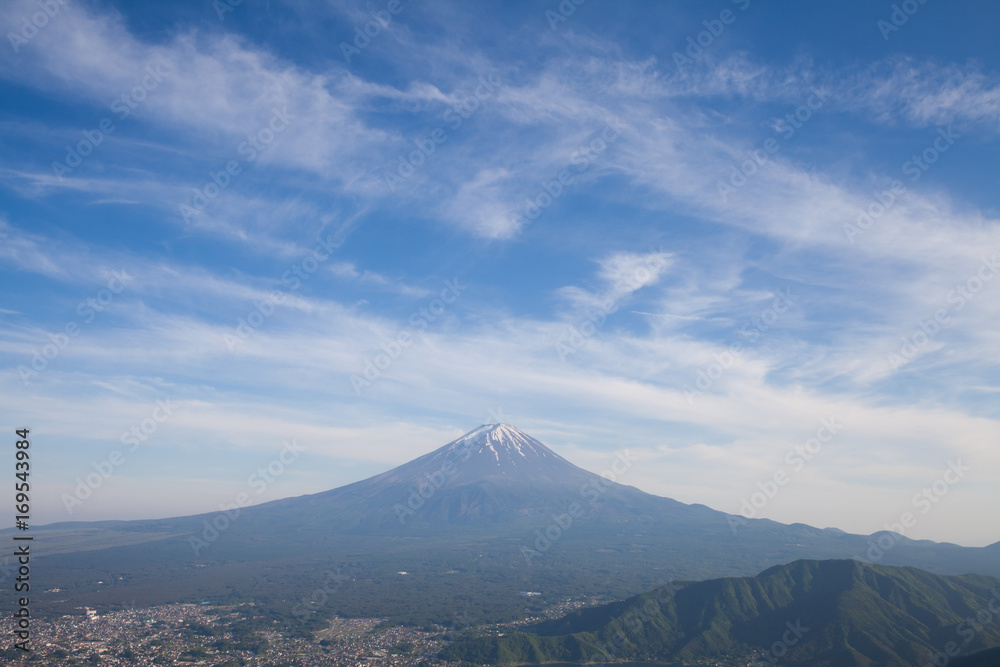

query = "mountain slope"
(261, 422), (630, 529)
(441, 560), (1000, 666)
(40, 424), (998, 578)
(7, 424), (1000, 624)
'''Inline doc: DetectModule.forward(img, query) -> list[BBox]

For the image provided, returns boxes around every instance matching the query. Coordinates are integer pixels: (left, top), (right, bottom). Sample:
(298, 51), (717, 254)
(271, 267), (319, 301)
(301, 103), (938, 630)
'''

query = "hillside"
(441, 559), (1000, 666)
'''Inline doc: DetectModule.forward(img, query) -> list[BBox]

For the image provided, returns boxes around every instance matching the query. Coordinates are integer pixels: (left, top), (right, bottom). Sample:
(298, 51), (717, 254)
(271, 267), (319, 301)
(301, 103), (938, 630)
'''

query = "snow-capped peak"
(446, 423), (547, 460)
(369, 422), (605, 493)
(428, 423), (577, 480)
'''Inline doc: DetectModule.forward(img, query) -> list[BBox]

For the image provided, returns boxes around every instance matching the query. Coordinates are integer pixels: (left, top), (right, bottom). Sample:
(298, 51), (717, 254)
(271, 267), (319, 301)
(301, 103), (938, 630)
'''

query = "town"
(5, 595), (605, 666)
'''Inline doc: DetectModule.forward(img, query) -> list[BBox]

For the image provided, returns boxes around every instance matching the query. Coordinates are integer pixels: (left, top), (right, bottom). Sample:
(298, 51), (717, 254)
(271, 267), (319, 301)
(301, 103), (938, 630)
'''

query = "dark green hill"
(441, 559), (1000, 666)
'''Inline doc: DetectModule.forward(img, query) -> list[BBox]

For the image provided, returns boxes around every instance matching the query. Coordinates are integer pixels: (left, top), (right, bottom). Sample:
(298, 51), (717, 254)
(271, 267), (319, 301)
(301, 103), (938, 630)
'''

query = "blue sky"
(1, 0), (998, 546)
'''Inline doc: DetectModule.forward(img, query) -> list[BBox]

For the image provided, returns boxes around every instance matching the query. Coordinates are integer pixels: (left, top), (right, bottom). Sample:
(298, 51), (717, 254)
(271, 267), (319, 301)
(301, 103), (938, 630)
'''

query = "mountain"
(265, 422), (626, 529)
(441, 559), (1000, 666)
(5, 424), (999, 626)
(393, 422), (592, 486)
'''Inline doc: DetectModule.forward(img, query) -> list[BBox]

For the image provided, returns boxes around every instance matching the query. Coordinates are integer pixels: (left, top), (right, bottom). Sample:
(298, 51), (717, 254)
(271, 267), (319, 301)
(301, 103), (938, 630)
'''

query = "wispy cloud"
(0, 0), (997, 546)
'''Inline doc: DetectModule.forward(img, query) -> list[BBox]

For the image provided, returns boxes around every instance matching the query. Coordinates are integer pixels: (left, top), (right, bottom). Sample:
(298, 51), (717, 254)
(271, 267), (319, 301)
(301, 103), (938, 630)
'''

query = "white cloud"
(329, 262), (433, 297)
(1, 3), (999, 546)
